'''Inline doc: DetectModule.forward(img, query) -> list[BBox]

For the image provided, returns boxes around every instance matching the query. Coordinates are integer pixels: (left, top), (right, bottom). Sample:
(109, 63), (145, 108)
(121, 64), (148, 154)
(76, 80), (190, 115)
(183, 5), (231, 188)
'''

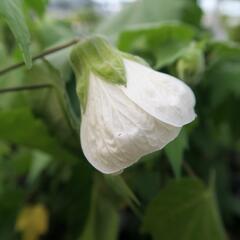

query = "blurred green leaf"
(206, 60), (240, 106)
(25, 0), (49, 17)
(105, 175), (140, 207)
(127, 169), (161, 203)
(25, 60), (79, 149)
(205, 42), (240, 106)
(0, 187), (24, 240)
(8, 149), (32, 176)
(165, 129), (188, 178)
(207, 42), (240, 64)
(104, 175), (142, 218)
(0, 107), (77, 162)
(80, 182), (119, 240)
(142, 178), (226, 240)
(0, 0), (31, 67)
(27, 151), (52, 184)
(0, 141), (10, 156)
(34, 20), (75, 48)
(43, 159), (93, 240)
(118, 22), (196, 68)
(98, 0), (201, 38)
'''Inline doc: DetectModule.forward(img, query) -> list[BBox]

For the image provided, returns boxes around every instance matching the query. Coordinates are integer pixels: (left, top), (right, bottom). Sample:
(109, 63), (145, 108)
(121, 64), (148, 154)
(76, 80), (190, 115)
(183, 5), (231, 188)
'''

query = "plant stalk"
(0, 38), (80, 77)
(0, 83), (52, 94)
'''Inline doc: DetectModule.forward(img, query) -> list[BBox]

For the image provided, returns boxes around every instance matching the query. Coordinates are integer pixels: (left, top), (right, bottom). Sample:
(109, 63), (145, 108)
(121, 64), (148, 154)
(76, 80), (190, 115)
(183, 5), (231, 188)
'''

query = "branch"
(0, 83), (52, 94)
(0, 38), (80, 77)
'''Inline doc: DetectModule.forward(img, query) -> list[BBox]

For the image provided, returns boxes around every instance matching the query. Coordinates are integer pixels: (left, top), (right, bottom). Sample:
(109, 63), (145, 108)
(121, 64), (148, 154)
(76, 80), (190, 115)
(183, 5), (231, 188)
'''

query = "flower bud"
(70, 36), (196, 174)
(176, 43), (205, 85)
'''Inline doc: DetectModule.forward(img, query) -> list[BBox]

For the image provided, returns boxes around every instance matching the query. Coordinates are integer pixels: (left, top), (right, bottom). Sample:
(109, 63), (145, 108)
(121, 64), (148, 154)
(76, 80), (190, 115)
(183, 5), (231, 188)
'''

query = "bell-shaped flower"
(70, 36), (196, 174)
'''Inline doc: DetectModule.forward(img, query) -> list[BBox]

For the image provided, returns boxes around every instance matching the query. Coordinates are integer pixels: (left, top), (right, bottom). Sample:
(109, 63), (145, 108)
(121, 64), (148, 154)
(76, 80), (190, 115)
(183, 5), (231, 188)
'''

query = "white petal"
(81, 74), (181, 174)
(121, 59), (196, 127)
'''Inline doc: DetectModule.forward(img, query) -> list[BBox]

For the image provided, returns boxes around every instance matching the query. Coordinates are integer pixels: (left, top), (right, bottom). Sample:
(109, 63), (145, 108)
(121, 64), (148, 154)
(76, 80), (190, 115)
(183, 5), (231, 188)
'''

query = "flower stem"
(0, 83), (52, 94)
(0, 38), (80, 77)
(183, 160), (198, 178)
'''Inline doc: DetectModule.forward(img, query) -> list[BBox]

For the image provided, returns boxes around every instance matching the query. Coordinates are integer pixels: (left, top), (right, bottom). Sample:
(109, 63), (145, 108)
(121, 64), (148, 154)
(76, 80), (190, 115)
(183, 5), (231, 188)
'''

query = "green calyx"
(70, 36), (127, 112)
(119, 51), (150, 67)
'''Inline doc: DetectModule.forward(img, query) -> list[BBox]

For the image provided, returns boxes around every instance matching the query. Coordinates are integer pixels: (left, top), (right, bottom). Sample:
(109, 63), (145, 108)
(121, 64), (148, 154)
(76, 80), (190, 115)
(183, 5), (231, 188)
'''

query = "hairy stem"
(0, 38), (80, 77)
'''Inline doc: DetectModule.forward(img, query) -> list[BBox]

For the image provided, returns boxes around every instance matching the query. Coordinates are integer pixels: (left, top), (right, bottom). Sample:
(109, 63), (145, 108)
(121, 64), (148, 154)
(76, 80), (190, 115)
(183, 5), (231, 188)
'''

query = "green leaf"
(203, 42), (240, 142)
(104, 175), (142, 218)
(34, 20), (75, 48)
(80, 182), (119, 240)
(165, 122), (197, 178)
(0, 0), (32, 67)
(206, 60), (240, 106)
(0, 107), (77, 163)
(45, 160), (93, 240)
(118, 22), (196, 68)
(25, 60), (79, 149)
(104, 175), (140, 207)
(27, 151), (52, 184)
(127, 169), (161, 202)
(207, 41), (240, 65)
(0, 186), (24, 240)
(25, 0), (49, 17)
(165, 129), (188, 178)
(142, 178), (226, 240)
(205, 42), (240, 107)
(0, 141), (10, 156)
(97, 0), (201, 38)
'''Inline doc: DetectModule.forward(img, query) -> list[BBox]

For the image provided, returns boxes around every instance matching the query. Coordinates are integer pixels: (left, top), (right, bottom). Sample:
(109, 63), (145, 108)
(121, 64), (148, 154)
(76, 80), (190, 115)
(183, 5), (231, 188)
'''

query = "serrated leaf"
(118, 22), (196, 68)
(142, 178), (226, 240)
(0, 0), (32, 67)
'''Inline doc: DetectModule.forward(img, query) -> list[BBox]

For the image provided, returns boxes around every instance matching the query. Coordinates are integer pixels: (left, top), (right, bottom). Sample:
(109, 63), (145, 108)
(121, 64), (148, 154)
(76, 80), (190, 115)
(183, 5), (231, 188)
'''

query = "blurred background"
(47, 0), (240, 38)
(0, 0), (240, 240)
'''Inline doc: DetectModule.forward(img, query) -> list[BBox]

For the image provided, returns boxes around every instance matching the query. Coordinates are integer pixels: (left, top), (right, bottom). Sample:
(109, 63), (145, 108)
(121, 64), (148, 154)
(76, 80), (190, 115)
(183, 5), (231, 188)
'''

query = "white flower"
(70, 36), (196, 174)
(80, 59), (196, 174)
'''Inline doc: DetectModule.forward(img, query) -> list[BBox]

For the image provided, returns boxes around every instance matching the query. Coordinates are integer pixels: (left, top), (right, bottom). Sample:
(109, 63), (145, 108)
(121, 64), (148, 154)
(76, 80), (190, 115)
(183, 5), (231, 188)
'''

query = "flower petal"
(121, 59), (196, 127)
(81, 74), (181, 174)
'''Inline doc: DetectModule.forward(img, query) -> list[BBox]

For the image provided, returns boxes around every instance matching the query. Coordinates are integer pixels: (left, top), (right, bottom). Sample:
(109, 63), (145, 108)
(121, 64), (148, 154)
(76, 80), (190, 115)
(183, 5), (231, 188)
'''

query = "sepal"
(70, 36), (127, 111)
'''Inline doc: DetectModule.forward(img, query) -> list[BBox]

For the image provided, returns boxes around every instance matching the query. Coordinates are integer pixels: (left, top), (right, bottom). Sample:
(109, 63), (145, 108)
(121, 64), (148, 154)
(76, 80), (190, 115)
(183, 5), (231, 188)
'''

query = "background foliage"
(0, 0), (240, 239)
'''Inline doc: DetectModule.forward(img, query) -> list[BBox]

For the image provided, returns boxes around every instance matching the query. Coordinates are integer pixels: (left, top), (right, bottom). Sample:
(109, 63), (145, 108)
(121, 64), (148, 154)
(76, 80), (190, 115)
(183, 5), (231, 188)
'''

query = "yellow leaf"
(16, 203), (49, 240)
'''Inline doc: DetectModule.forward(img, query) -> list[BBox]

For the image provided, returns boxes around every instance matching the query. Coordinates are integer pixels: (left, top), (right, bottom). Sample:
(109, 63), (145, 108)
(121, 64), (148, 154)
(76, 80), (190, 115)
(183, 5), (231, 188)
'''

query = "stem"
(0, 83), (52, 94)
(183, 160), (198, 178)
(0, 38), (80, 77)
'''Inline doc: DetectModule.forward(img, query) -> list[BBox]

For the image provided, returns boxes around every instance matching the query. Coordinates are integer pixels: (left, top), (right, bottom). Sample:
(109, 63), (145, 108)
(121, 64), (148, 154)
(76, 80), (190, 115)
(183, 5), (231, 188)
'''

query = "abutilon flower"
(70, 36), (196, 174)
